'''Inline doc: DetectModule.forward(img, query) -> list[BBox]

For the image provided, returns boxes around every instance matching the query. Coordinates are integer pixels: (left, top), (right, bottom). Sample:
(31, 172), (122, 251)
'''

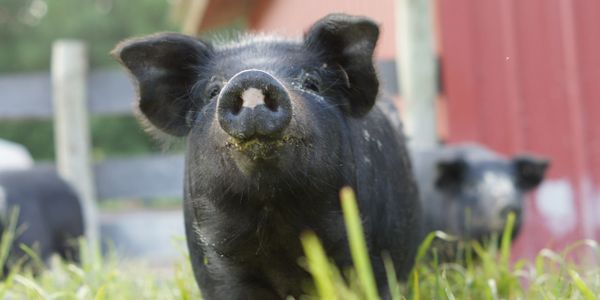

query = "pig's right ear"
(112, 33), (213, 136)
(435, 159), (467, 191)
(513, 155), (550, 191)
(304, 14), (380, 116)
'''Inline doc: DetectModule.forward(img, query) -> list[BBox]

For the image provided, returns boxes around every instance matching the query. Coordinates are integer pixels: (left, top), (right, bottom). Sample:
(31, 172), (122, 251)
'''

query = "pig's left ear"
(513, 155), (550, 191)
(112, 33), (213, 136)
(435, 158), (467, 191)
(304, 14), (379, 116)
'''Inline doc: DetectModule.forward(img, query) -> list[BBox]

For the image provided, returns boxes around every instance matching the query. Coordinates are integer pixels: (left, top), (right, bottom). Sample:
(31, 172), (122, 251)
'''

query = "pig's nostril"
(264, 95), (278, 112)
(232, 96), (243, 115)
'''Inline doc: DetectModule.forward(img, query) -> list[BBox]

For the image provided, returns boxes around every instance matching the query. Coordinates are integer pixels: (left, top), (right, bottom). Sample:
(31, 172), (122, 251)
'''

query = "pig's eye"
(206, 84), (222, 99)
(302, 74), (321, 93)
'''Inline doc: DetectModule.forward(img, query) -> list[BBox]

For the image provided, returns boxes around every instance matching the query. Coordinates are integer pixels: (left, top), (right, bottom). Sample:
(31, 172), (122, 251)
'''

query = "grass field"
(0, 190), (598, 299)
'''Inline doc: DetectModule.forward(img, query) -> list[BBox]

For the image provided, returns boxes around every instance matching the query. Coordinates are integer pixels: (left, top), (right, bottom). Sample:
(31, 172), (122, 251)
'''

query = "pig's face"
(112, 14), (380, 193)
(184, 42), (349, 191)
(435, 153), (549, 241)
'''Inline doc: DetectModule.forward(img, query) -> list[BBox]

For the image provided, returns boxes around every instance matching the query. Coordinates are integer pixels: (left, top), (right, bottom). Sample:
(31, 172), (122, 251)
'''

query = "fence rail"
(0, 69), (135, 119)
(35, 153), (184, 200)
(94, 154), (184, 199)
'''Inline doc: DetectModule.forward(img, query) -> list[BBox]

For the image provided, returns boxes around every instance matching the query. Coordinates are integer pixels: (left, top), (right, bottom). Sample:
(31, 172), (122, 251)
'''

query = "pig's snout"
(217, 70), (292, 141)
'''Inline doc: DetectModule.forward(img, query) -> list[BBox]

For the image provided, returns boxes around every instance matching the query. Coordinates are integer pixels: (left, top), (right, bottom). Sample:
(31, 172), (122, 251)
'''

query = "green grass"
(0, 207), (200, 299)
(0, 241), (202, 299)
(1, 189), (599, 299)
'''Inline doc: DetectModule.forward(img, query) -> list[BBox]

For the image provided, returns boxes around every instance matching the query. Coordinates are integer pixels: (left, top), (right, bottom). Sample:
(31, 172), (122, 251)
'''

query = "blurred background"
(0, 0), (598, 265)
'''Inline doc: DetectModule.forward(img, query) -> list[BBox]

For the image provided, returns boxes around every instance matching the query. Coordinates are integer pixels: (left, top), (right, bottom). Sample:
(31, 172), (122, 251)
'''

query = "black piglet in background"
(411, 143), (549, 259)
(0, 141), (84, 275)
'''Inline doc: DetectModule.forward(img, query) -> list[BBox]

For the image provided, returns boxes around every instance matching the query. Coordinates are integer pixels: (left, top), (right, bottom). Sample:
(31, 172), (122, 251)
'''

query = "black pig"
(0, 167), (84, 273)
(411, 143), (549, 256)
(114, 14), (421, 299)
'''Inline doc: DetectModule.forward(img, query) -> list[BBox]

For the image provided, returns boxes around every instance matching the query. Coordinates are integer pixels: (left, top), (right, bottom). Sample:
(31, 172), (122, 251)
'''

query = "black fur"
(114, 14), (421, 299)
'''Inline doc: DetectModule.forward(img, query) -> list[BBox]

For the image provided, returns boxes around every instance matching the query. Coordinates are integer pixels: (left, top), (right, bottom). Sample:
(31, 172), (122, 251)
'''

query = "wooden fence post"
(395, 0), (439, 149)
(51, 40), (98, 243)
(181, 0), (209, 36)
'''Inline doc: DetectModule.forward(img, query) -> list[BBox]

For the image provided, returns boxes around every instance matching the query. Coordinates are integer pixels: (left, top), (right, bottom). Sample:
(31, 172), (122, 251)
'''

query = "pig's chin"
(225, 136), (304, 174)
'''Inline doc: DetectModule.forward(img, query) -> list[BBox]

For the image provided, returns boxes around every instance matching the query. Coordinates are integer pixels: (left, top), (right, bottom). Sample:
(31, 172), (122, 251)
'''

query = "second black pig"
(0, 167), (84, 274)
(412, 143), (549, 257)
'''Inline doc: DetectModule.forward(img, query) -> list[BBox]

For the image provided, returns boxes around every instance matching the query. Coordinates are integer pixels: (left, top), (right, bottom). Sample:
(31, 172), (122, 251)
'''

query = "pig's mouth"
(225, 135), (304, 161)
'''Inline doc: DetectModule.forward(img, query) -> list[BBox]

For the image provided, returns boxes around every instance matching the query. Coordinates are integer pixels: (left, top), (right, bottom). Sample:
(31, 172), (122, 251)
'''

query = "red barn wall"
(437, 0), (600, 259)
(246, 0), (397, 60)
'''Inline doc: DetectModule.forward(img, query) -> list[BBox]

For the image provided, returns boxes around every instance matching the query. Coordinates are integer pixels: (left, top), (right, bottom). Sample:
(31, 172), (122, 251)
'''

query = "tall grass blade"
(340, 187), (379, 300)
(19, 244), (45, 272)
(0, 207), (19, 272)
(500, 212), (516, 265)
(411, 270), (420, 300)
(382, 251), (401, 300)
(569, 270), (596, 300)
(415, 231), (457, 263)
(300, 231), (337, 300)
(14, 274), (47, 298)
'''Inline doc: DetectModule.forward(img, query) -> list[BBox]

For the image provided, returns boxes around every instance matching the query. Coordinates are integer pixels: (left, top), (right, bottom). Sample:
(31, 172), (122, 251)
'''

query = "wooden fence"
(0, 41), (185, 243)
(0, 68), (186, 198)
